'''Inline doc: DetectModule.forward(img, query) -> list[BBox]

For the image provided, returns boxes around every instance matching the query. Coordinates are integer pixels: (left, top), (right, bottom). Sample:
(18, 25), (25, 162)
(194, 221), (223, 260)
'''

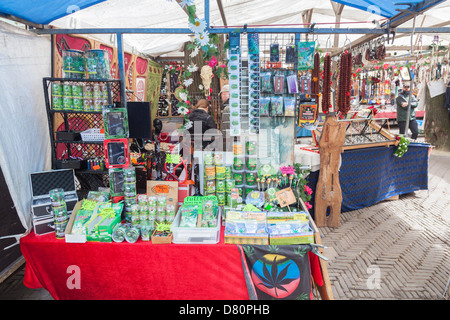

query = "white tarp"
(0, 21), (52, 242)
(49, 0), (450, 57)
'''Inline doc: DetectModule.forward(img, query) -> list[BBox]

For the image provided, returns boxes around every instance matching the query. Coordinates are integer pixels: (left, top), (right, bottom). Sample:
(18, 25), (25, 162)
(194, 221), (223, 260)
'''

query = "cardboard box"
(147, 180), (178, 210)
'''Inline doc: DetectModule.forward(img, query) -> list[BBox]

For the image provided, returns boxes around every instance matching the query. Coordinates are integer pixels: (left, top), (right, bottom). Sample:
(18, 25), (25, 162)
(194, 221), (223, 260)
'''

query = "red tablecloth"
(20, 228), (323, 300)
(374, 110), (425, 119)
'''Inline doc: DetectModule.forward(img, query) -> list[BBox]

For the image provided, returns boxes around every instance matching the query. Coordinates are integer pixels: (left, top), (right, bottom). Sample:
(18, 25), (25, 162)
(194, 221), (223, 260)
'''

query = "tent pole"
(404, 14), (417, 139)
(117, 33), (127, 108)
(205, 0), (210, 28)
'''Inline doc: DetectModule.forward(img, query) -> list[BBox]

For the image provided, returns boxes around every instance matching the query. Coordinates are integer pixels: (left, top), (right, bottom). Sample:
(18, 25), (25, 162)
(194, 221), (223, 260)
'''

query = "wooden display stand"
(314, 115), (347, 228)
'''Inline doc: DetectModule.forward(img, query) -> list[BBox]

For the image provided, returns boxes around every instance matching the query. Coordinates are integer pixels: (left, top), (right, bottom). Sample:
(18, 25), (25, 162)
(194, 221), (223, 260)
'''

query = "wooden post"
(314, 115), (347, 227)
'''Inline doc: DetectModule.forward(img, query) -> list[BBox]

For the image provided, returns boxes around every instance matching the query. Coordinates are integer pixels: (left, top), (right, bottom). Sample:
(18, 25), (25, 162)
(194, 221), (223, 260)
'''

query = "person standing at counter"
(396, 83), (419, 140)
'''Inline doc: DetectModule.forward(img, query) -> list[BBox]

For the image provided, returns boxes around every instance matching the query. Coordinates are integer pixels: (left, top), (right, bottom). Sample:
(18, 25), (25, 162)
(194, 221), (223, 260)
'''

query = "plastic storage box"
(171, 207), (222, 244)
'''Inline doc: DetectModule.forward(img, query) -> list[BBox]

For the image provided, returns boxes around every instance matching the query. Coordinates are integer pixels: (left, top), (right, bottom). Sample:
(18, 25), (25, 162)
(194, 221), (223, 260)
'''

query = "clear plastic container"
(171, 207), (222, 244)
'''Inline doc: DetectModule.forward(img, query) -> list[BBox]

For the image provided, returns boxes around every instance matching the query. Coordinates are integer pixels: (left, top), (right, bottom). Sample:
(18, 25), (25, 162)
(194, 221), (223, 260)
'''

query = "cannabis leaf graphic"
(294, 246), (308, 258)
(256, 256), (297, 298)
(243, 245), (255, 257)
(268, 245), (279, 253)
(295, 293), (309, 300)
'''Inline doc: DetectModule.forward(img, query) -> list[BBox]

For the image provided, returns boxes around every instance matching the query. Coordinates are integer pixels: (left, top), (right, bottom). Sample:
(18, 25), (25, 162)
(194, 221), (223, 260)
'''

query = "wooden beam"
(302, 9), (313, 41)
(216, 0), (227, 27)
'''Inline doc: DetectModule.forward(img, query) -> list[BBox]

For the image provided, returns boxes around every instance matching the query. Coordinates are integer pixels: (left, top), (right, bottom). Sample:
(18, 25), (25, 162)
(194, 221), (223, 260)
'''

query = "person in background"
(219, 84), (232, 152)
(389, 93), (396, 105)
(188, 99), (217, 149)
(396, 83), (419, 140)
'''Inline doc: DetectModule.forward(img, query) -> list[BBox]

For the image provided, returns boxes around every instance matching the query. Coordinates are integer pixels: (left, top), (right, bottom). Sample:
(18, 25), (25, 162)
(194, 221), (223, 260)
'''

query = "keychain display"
(260, 72), (273, 93)
(259, 97), (270, 116)
(228, 33), (241, 137)
(273, 73), (285, 94)
(102, 106), (129, 139)
(270, 96), (284, 116)
(284, 96), (296, 117)
(285, 43), (297, 64)
(248, 33), (260, 135)
(287, 74), (299, 94)
(300, 76), (311, 95)
(297, 41), (316, 71)
(270, 43), (280, 62)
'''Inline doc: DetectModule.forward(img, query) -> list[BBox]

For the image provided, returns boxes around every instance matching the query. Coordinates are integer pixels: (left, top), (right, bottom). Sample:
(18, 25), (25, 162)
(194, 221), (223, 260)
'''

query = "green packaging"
(233, 157), (244, 171)
(216, 179), (225, 192)
(62, 96), (73, 110)
(225, 179), (235, 192)
(246, 157), (258, 171)
(216, 192), (226, 206)
(233, 172), (244, 185)
(73, 98), (83, 111)
(52, 96), (63, 110)
(215, 166), (226, 180)
(52, 83), (63, 96)
(71, 84), (84, 98)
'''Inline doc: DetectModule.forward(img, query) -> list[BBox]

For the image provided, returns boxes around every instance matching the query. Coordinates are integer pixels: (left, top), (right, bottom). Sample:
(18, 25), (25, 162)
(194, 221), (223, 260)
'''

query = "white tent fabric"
(0, 22), (52, 237)
(49, 0), (450, 58)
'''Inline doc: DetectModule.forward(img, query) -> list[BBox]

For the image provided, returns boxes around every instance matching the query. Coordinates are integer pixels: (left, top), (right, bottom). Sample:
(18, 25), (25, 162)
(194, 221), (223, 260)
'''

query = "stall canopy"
(0, 0), (449, 57)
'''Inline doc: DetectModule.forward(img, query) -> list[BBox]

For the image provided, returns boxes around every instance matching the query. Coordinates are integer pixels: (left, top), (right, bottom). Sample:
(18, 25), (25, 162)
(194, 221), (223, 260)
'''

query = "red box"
(178, 183), (192, 207)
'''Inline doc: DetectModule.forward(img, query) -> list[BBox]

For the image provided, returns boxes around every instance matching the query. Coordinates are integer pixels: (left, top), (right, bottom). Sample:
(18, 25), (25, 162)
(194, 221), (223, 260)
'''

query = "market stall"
(0, 0), (448, 301)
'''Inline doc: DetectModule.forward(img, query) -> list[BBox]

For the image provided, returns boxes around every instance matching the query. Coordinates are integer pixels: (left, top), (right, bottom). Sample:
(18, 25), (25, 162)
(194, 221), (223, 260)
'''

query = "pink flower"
(304, 185), (313, 195)
(207, 96), (211, 101)
(207, 56), (218, 68)
(186, 100), (190, 105)
(305, 202), (312, 210)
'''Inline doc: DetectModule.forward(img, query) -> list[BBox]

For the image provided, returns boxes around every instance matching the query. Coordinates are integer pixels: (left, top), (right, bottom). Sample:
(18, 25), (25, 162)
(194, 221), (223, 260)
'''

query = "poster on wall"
(135, 77), (146, 102)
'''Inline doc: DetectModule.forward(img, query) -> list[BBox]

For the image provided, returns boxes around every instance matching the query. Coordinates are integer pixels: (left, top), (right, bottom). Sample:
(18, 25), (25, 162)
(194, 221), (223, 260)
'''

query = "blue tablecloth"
(307, 143), (430, 218)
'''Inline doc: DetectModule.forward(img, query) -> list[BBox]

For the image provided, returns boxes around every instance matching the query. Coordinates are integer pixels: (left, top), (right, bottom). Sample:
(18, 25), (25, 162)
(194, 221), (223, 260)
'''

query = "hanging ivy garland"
(171, 0), (229, 130)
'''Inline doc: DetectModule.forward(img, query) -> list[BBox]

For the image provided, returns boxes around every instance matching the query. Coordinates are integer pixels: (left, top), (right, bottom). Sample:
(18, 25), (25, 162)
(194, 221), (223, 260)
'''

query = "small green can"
(52, 83), (63, 96)
(233, 157), (244, 171)
(216, 192), (226, 206)
(246, 173), (256, 186)
(73, 98), (83, 111)
(216, 179), (225, 192)
(72, 84), (84, 98)
(52, 96), (63, 110)
(224, 166), (232, 179)
(233, 172), (244, 185)
(63, 84), (72, 97)
(246, 157), (258, 171)
(225, 179), (235, 192)
(62, 97), (73, 110)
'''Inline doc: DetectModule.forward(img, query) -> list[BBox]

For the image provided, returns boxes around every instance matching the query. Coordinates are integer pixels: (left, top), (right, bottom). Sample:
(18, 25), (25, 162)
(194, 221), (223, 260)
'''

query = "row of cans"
(52, 83), (109, 99)
(52, 96), (109, 112)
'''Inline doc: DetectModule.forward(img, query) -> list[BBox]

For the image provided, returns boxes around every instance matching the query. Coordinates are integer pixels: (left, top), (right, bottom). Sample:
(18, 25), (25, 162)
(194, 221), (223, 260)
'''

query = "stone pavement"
(320, 147), (450, 300)
(0, 139), (449, 300)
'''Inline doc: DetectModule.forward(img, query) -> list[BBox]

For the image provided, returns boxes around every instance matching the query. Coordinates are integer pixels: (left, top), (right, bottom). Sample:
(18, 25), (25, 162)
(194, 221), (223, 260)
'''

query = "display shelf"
(54, 140), (104, 144)
(43, 77), (123, 194)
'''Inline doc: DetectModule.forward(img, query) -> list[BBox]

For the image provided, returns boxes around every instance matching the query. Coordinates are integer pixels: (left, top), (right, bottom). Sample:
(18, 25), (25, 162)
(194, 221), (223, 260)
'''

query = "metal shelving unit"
(43, 77), (122, 197)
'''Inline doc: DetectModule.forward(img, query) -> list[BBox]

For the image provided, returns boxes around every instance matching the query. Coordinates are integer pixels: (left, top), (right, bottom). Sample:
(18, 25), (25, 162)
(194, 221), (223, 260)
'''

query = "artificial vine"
(170, 0), (229, 130)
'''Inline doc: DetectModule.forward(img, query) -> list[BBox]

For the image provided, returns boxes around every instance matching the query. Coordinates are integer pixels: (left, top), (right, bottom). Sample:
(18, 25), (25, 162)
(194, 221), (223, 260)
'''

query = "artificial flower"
(179, 92), (188, 101)
(305, 202), (312, 210)
(206, 56), (218, 68)
(190, 46), (199, 58)
(189, 18), (206, 34)
(183, 78), (193, 87)
(194, 31), (210, 47)
(198, 84), (204, 90)
(187, 64), (198, 72)
(184, 121), (193, 130)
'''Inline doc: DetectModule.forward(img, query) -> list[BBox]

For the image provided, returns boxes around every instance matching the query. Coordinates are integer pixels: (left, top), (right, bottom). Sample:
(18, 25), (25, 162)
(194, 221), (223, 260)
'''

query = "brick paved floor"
(320, 148), (450, 300)
(1, 136), (449, 300)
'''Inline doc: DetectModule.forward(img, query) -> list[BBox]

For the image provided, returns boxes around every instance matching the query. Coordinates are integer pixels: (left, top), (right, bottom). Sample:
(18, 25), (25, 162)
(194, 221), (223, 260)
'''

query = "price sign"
(275, 188), (297, 208)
